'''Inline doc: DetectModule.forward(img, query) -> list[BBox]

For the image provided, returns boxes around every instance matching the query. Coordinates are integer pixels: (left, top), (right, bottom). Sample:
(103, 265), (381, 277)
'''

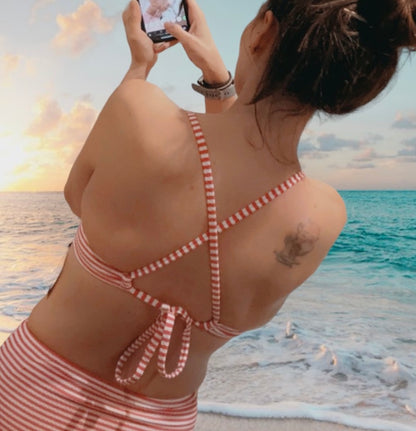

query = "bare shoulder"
(271, 176), (347, 274)
(112, 79), (176, 112)
(304, 177), (347, 235)
(89, 80), (191, 173)
(260, 176), (347, 296)
(281, 176), (347, 270)
(103, 80), (182, 132)
(306, 176), (344, 201)
(65, 81), (191, 214)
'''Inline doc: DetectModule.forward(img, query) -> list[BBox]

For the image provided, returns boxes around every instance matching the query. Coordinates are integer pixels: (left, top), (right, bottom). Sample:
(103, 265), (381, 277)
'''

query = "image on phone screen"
(138, 0), (189, 42)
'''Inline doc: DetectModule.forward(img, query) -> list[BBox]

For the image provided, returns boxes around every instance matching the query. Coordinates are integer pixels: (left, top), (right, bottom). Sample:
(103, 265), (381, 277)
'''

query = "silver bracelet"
(192, 71), (236, 100)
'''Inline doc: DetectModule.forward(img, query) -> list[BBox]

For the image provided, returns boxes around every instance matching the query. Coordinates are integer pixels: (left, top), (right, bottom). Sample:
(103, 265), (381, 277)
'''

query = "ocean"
(0, 191), (415, 430)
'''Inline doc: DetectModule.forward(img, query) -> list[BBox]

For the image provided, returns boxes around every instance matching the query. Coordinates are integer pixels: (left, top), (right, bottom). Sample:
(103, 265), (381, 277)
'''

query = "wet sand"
(196, 413), (371, 431)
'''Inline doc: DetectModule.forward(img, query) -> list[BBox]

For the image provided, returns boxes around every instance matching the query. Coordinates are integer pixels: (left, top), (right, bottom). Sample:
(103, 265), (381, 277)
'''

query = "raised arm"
(158, 0), (237, 113)
(121, 0), (160, 82)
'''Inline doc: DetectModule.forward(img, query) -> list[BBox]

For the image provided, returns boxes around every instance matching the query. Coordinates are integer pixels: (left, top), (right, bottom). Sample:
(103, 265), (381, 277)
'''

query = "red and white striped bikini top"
(73, 112), (305, 386)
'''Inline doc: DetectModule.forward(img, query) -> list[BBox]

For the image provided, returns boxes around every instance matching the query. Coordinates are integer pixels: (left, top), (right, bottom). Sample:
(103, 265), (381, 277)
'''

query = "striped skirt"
(0, 321), (198, 431)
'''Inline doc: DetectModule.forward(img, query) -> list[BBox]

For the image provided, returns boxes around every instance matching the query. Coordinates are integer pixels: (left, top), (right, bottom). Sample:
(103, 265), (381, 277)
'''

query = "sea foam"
(198, 401), (416, 431)
(1, 191), (415, 428)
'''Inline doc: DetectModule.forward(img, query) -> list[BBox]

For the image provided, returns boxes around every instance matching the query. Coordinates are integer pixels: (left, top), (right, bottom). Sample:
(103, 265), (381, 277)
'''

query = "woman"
(1, 0), (415, 429)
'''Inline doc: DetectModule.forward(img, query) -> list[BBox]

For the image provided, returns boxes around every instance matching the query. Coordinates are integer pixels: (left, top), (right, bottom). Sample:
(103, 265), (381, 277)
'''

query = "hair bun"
(357, 0), (416, 50)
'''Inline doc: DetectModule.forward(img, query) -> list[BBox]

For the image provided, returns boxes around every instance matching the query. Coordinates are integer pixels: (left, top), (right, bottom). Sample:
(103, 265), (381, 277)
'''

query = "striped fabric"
(73, 112), (305, 387)
(0, 321), (198, 431)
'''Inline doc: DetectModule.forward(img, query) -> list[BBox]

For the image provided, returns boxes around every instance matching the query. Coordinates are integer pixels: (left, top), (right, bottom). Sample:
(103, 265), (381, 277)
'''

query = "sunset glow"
(1, 0), (415, 191)
(0, 131), (29, 191)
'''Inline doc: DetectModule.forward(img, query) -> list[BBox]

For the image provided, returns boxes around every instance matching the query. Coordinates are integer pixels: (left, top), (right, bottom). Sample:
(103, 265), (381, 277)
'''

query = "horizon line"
(1, 189), (416, 193)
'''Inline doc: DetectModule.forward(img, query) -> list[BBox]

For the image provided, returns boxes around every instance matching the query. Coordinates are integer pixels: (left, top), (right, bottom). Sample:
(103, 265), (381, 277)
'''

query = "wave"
(198, 401), (416, 431)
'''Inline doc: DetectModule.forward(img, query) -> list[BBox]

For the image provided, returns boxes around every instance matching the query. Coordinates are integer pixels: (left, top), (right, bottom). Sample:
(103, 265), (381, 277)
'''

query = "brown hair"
(253, 0), (416, 115)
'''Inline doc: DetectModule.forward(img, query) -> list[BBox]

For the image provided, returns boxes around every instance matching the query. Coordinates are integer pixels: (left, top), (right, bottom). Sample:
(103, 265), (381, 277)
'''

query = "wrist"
(192, 71), (236, 100)
(200, 55), (229, 86)
(202, 68), (230, 86)
(123, 64), (148, 82)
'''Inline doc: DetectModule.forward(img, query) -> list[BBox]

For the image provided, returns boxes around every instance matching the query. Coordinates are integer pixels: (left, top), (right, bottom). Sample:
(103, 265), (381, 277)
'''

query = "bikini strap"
(187, 112), (222, 322)
(125, 172), (305, 282)
(217, 171), (305, 233)
(74, 113), (305, 385)
(115, 112), (225, 385)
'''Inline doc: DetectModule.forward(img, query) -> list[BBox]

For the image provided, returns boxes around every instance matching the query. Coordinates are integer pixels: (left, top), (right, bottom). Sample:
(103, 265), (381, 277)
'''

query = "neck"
(224, 95), (314, 166)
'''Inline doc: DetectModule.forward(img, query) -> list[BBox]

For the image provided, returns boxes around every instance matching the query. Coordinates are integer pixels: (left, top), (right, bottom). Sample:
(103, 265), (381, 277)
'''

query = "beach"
(195, 400), (416, 431)
(0, 191), (415, 430)
(196, 415), (363, 431)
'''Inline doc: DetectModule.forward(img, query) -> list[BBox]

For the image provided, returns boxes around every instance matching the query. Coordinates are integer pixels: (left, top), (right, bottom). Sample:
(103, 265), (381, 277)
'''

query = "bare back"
(28, 79), (346, 399)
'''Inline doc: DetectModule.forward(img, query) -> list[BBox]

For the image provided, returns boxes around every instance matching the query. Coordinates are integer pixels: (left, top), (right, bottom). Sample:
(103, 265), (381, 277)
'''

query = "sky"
(0, 0), (415, 192)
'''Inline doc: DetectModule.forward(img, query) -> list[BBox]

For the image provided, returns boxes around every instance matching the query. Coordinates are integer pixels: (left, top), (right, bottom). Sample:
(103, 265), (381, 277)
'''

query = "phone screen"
(138, 0), (189, 42)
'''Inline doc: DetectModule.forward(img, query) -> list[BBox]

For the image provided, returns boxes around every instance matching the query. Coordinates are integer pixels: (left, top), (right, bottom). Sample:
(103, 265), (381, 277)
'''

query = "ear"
(250, 10), (279, 56)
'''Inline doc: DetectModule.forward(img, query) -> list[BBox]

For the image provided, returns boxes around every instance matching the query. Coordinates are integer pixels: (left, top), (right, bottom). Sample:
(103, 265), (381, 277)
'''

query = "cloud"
(25, 98), (63, 136)
(24, 58), (37, 77)
(398, 138), (416, 157)
(58, 100), (97, 161)
(1, 54), (38, 83)
(402, 136), (416, 146)
(30, 0), (56, 23)
(367, 133), (384, 142)
(298, 140), (328, 159)
(392, 113), (416, 129)
(299, 140), (317, 152)
(10, 97), (98, 190)
(353, 148), (387, 162)
(1, 54), (20, 73)
(12, 162), (35, 176)
(346, 162), (376, 170)
(25, 96), (97, 159)
(317, 133), (361, 152)
(26, 97), (97, 144)
(52, 0), (115, 55)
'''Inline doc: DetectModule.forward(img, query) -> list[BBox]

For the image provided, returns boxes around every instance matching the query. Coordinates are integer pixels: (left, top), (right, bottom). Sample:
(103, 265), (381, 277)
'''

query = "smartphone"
(138, 0), (190, 43)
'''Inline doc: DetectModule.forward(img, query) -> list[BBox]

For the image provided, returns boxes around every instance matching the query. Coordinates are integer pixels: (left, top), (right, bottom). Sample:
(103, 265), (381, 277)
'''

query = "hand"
(122, 0), (158, 80)
(155, 0), (229, 85)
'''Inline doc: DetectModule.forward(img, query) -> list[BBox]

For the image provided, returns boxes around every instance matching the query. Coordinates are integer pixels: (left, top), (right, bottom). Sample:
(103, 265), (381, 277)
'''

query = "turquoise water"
(200, 191), (416, 428)
(0, 191), (415, 428)
(332, 191), (415, 282)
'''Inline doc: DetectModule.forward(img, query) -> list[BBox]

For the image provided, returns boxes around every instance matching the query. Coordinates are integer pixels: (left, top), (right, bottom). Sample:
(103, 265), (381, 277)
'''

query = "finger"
(154, 40), (179, 53)
(123, 0), (142, 33)
(185, 0), (204, 24)
(164, 22), (193, 44)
